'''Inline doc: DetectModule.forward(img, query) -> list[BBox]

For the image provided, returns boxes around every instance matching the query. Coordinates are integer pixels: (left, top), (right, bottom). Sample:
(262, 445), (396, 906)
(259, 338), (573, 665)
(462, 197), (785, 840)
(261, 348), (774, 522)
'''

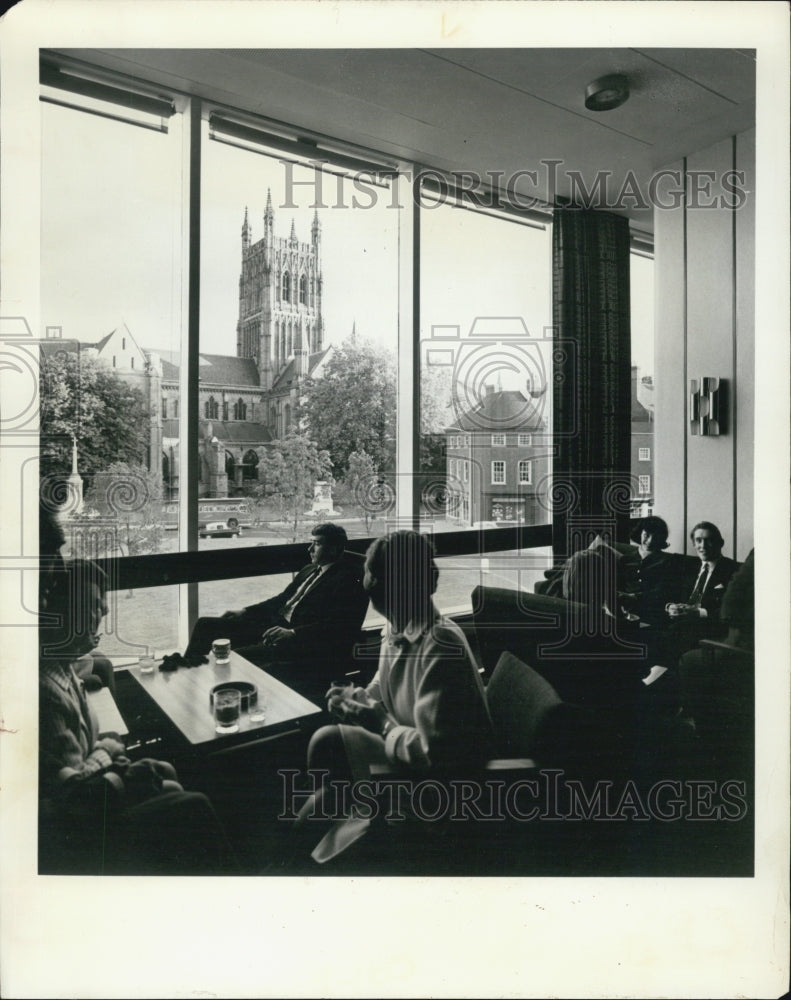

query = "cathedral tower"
(236, 191), (323, 396)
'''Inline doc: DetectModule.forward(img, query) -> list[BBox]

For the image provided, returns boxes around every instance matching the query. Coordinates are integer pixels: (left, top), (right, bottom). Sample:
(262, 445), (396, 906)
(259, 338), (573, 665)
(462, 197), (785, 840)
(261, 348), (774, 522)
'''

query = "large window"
(40, 75), (186, 655)
(39, 56), (565, 642)
(200, 119), (399, 577)
(630, 249), (655, 516)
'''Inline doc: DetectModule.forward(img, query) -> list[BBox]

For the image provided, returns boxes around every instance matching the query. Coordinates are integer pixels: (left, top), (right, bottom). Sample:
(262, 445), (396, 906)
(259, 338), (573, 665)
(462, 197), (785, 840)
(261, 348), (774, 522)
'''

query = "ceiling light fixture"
(584, 74), (629, 112)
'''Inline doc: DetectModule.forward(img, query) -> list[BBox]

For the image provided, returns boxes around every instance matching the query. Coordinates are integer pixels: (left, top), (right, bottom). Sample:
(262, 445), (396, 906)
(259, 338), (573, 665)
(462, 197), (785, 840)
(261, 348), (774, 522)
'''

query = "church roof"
(153, 350), (262, 387)
(270, 347), (332, 391)
(161, 419), (273, 445)
(446, 389), (547, 433)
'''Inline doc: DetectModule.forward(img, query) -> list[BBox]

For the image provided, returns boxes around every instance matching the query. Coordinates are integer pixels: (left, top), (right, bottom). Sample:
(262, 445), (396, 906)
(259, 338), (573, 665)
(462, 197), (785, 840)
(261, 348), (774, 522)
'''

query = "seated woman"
(39, 558), (233, 874)
(304, 530), (494, 797)
(620, 516), (685, 627)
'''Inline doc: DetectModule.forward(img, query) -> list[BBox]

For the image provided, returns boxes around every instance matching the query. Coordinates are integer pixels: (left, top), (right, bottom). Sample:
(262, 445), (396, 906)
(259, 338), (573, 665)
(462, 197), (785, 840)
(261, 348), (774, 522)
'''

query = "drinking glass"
(249, 691), (266, 724)
(214, 689), (241, 734)
(212, 638), (231, 665)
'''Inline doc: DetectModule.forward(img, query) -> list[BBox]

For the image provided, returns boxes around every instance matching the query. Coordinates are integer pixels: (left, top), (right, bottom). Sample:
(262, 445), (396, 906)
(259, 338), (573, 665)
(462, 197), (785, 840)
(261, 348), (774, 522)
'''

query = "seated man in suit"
(648, 522), (740, 707)
(666, 521), (738, 636)
(184, 522), (369, 701)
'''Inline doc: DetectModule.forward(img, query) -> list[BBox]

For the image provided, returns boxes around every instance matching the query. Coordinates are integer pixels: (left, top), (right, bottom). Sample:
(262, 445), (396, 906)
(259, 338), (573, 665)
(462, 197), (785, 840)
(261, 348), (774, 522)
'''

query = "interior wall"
(653, 128), (755, 561)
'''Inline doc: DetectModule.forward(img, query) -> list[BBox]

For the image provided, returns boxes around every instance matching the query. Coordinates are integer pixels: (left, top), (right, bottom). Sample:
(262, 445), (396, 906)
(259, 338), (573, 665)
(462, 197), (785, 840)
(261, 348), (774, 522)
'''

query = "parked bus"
(161, 497), (252, 531)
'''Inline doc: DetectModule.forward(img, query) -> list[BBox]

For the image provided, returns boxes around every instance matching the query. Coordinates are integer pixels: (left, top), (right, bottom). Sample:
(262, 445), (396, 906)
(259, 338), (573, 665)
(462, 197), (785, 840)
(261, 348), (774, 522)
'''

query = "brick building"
(445, 386), (550, 526)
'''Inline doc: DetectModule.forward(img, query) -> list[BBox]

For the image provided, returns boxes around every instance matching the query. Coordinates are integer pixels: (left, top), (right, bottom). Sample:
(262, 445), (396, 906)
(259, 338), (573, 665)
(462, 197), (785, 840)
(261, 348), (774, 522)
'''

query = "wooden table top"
(128, 651), (322, 747)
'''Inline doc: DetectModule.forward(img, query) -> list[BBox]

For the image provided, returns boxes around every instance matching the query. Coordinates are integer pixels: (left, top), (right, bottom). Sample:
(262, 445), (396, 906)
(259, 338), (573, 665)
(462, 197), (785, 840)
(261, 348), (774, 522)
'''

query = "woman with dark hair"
(622, 516), (684, 627)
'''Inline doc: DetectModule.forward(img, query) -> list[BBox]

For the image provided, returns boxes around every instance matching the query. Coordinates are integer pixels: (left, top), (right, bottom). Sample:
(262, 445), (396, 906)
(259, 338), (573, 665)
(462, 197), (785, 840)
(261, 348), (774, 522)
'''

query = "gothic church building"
(74, 198), (333, 499)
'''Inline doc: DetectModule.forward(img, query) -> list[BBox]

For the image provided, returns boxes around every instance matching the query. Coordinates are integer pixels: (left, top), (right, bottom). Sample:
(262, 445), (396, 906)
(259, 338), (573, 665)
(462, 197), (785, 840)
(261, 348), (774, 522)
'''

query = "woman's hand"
(325, 683), (390, 734)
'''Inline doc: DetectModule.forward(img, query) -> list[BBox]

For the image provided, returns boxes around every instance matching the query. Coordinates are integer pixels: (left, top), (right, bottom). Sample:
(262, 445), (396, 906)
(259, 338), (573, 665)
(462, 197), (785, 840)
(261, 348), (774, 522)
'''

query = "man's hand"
(222, 609), (245, 620)
(666, 603), (700, 620)
(261, 626), (296, 648)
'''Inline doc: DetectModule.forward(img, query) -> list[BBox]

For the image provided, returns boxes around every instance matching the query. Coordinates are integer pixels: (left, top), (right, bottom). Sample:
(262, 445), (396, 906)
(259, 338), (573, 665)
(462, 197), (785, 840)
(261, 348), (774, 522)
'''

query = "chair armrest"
(698, 639), (754, 660)
(484, 758), (538, 771)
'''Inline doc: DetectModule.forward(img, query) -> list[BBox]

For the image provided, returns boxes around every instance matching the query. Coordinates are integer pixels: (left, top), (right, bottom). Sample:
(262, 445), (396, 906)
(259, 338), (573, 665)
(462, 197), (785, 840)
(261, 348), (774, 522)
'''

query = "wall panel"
(735, 128), (756, 557)
(653, 158), (687, 549)
(685, 139), (736, 552)
(653, 131), (754, 562)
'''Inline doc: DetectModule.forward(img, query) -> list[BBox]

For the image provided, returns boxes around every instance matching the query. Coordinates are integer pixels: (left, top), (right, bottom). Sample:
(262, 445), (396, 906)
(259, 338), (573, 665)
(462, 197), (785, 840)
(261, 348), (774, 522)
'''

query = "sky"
(41, 96), (653, 391)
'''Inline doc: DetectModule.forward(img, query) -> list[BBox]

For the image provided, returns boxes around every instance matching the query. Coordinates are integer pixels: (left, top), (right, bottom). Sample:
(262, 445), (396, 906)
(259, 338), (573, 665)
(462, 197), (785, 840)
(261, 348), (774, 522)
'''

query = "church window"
(282, 271), (290, 301)
(222, 400), (229, 421)
(299, 274), (307, 304)
(233, 397), (247, 421)
(122, 337), (126, 349)
(130, 356), (135, 369)
(112, 356), (116, 367)
(205, 396), (219, 420)
(242, 449), (259, 481)
(284, 403), (291, 433)
(162, 397), (167, 418)
(173, 399), (178, 418)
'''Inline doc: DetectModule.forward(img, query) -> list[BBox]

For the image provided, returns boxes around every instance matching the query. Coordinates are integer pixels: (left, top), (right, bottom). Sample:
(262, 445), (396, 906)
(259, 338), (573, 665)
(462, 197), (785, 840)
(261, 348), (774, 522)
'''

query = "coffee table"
(127, 650), (322, 751)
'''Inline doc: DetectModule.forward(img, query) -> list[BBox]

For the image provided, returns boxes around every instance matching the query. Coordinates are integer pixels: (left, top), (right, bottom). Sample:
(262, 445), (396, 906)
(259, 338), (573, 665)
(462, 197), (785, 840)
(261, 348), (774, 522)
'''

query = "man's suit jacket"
(242, 552), (369, 656)
(682, 556), (739, 622)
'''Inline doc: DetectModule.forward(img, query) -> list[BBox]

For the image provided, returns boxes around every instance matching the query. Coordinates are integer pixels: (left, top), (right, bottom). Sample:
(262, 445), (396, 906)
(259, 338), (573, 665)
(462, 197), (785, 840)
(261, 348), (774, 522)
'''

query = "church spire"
(264, 188), (274, 245)
(241, 205), (251, 251)
(311, 208), (321, 243)
(290, 217), (297, 243)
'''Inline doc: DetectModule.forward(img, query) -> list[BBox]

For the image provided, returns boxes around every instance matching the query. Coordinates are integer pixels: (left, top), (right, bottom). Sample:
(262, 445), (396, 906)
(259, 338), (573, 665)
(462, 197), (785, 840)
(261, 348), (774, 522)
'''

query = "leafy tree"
(254, 432), (333, 542)
(39, 349), (151, 486)
(420, 364), (453, 474)
(83, 461), (165, 559)
(344, 449), (381, 533)
(301, 337), (396, 478)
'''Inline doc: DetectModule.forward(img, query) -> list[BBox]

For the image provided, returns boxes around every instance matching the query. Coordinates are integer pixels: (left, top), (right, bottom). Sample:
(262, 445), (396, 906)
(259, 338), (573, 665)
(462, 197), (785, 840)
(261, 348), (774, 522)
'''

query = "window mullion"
(178, 96), (201, 644)
(396, 168), (419, 527)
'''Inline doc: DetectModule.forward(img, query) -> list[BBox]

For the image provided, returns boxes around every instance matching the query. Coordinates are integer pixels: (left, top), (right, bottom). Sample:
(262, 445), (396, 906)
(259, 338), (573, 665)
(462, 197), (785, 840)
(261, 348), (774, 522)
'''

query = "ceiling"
(55, 47), (756, 230)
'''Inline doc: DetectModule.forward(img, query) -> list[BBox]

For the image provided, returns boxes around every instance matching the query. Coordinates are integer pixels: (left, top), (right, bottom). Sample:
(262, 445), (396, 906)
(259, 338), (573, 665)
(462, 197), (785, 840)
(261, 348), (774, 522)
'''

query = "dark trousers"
(184, 613), (283, 658)
(39, 789), (236, 875)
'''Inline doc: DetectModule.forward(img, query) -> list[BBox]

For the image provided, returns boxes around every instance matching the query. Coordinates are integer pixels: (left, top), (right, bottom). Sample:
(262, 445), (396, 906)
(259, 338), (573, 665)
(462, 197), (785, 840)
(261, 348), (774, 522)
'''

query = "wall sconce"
(690, 377), (727, 436)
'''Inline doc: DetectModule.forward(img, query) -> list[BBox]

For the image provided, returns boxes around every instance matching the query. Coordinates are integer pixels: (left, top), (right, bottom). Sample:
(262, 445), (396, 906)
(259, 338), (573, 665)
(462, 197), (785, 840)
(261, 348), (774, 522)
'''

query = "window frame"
(518, 459), (532, 485)
(38, 53), (653, 630)
(491, 460), (506, 485)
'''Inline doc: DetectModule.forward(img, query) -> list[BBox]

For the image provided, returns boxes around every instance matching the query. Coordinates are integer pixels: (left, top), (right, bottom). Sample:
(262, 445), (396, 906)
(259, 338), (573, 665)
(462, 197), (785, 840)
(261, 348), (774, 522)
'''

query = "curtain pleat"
(551, 207), (632, 558)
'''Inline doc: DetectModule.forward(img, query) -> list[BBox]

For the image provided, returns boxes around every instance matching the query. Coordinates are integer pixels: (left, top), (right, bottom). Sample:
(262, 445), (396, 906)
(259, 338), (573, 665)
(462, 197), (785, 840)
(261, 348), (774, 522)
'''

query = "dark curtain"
(552, 207), (632, 559)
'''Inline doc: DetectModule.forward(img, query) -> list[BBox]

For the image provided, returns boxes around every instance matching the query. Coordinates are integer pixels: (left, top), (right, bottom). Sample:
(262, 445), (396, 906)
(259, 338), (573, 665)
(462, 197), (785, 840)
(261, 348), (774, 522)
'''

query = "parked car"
(198, 520), (242, 539)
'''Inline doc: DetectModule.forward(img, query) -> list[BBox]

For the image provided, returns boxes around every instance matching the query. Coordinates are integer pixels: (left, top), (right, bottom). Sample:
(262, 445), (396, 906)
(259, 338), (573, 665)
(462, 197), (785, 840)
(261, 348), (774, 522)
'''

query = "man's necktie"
(688, 564), (710, 605)
(282, 566), (321, 622)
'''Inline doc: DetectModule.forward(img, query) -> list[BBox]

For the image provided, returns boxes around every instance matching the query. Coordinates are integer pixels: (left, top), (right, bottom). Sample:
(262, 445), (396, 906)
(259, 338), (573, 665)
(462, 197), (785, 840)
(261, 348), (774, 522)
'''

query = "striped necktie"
(688, 563), (710, 605)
